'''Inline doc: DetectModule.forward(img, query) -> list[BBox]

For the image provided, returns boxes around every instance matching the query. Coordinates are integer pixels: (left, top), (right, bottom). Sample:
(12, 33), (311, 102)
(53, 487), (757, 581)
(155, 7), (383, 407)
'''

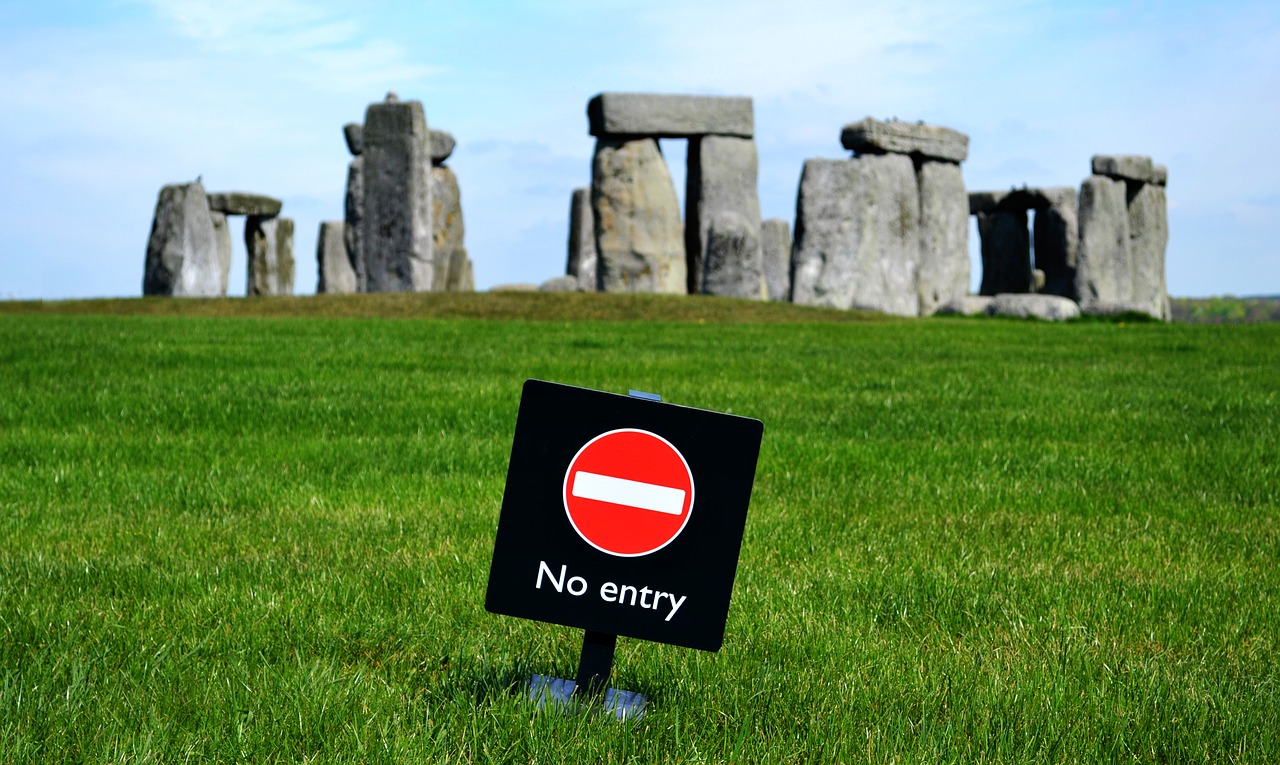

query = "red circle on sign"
(562, 429), (695, 557)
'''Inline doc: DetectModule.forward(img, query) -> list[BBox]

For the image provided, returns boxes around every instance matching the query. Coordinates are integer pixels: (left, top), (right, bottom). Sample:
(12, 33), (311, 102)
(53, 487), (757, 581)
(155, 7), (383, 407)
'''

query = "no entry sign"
(485, 380), (763, 652)
(563, 429), (694, 557)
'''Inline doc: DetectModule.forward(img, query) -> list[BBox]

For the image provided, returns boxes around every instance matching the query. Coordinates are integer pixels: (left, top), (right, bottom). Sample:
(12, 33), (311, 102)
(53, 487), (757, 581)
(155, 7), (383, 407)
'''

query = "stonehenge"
(328, 93), (473, 294)
(568, 92), (767, 299)
(969, 155), (1168, 319)
(143, 181), (293, 297)
(790, 118), (971, 316)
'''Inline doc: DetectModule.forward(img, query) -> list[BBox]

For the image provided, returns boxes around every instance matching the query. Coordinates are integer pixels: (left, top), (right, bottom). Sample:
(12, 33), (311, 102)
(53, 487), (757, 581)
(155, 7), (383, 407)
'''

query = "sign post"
(486, 380), (763, 718)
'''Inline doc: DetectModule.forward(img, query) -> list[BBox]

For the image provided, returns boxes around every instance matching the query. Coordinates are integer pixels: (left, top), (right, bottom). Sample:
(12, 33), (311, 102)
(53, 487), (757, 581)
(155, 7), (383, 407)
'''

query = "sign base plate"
(528, 675), (647, 721)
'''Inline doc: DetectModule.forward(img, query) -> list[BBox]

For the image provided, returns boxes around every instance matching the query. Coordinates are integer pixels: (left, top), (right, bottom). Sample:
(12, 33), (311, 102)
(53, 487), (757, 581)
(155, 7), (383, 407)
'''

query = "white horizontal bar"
(571, 471), (685, 515)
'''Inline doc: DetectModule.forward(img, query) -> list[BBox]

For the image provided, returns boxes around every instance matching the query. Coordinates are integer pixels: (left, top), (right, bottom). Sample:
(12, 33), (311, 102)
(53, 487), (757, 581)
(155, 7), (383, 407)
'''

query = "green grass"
(1, 296), (1277, 762)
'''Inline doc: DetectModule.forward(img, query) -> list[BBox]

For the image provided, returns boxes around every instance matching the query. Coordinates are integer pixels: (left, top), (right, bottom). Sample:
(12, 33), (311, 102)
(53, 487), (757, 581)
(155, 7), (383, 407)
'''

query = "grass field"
(2, 294), (1277, 762)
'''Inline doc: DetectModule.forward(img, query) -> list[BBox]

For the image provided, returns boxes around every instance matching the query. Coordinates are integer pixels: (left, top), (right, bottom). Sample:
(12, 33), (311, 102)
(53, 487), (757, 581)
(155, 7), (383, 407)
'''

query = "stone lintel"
(343, 122), (363, 155)
(207, 192), (283, 217)
(588, 92), (754, 138)
(841, 117), (969, 163)
(1091, 154), (1156, 184)
(430, 129), (456, 164)
(969, 186), (1077, 214)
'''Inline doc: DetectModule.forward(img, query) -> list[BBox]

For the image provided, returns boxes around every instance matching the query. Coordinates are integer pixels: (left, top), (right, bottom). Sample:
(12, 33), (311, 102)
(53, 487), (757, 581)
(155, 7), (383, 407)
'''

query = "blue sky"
(1, 0), (1276, 299)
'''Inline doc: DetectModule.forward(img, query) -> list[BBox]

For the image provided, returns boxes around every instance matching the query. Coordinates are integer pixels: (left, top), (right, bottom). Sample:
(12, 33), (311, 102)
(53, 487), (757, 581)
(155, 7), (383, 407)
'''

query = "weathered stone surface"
(540, 275), (581, 292)
(445, 247), (474, 292)
(790, 154), (921, 316)
(760, 218), (791, 302)
(701, 212), (766, 299)
(143, 181), (224, 297)
(360, 98), (433, 292)
(245, 215), (295, 296)
(1127, 181), (1169, 319)
(343, 122), (363, 155)
(841, 118), (969, 163)
(1152, 164), (1168, 187)
(210, 210), (233, 297)
(591, 137), (686, 294)
(936, 295), (994, 316)
(969, 190), (1010, 215)
(429, 129), (455, 164)
(207, 192), (283, 217)
(343, 157), (365, 290)
(686, 135), (764, 297)
(316, 220), (357, 294)
(977, 209), (1032, 295)
(1075, 175), (1131, 312)
(566, 187), (598, 291)
(917, 160), (969, 315)
(988, 293), (1080, 320)
(1033, 186), (1078, 299)
(1091, 154), (1156, 183)
(588, 92), (753, 138)
(430, 165), (465, 290)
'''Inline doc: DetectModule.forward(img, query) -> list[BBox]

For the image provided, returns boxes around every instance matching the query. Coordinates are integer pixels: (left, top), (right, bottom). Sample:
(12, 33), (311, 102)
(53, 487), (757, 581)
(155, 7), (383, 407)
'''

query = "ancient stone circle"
(143, 89), (1169, 320)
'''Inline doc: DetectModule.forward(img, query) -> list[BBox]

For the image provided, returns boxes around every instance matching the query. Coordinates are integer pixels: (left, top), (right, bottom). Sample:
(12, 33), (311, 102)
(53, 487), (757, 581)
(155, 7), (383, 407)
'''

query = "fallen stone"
(539, 275), (581, 292)
(1075, 175), (1131, 312)
(566, 187), (598, 291)
(977, 209), (1032, 296)
(430, 165), (465, 290)
(1091, 154), (1156, 184)
(360, 98), (433, 292)
(685, 135), (763, 297)
(210, 210), (233, 296)
(1127, 181), (1169, 319)
(988, 293), (1080, 321)
(343, 122), (363, 155)
(430, 129), (456, 164)
(841, 118), (969, 163)
(588, 92), (753, 138)
(245, 215), (295, 297)
(917, 160), (969, 315)
(489, 282), (539, 292)
(591, 137), (686, 294)
(790, 154), (921, 316)
(935, 295), (994, 316)
(143, 180), (224, 297)
(760, 218), (791, 302)
(343, 157), (365, 290)
(1083, 301), (1163, 319)
(207, 191), (283, 217)
(316, 220), (357, 294)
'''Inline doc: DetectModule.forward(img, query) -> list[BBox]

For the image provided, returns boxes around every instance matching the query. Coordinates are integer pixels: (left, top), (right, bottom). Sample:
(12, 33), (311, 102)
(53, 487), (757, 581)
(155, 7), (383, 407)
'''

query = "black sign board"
(485, 380), (763, 652)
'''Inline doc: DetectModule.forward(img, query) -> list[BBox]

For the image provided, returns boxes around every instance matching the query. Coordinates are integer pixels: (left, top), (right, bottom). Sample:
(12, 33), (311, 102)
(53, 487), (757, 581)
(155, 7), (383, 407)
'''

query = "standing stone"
(701, 211), (766, 299)
(1127, 181), (1169, 319)
(1075, 175), (1130, 311)
(343, 157), (365, 290)
(446, 247), (475, 292)
(245, 216), (295, 296)
(791, 154), (921, 316)
(760, 218), (791, 301)
(591, 137), (686, 294)
(916, 160), (969, 315)
(209, 210), (233, 297)
(685, 135), (765, 298)
(143, 180), (223, 297)
(566, 187), (598, 291)
(1032, 186), (1078, 299)
(316, 221), (356, 294)
(977, 209), (1032, 295)
(430, 165), (467, 290)
(360, 97), (433, 292)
